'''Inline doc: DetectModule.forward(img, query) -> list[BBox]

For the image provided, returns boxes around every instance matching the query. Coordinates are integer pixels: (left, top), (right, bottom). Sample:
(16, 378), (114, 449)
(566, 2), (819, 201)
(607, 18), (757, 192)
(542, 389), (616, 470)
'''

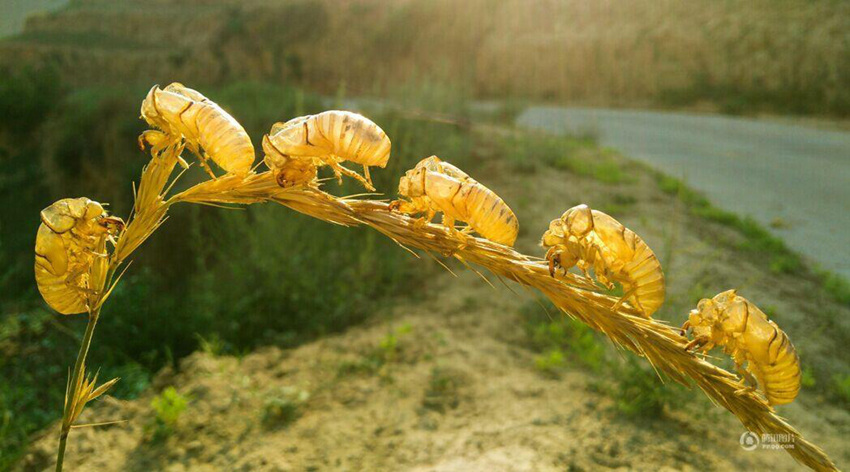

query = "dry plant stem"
(55, 306), (99, 472)
(173, 172), (837, 471)
(53, 146), (182, 471)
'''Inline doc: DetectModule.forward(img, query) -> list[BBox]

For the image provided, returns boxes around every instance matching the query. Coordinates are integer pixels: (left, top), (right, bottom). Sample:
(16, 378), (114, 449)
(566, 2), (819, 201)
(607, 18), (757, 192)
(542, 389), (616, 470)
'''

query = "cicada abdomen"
(682, 290), (801, 406)
(391, 156), (519, 246)
(140, 83), (255, 176)
(263, 110), (391, 190)
(34, 198), (123, 314)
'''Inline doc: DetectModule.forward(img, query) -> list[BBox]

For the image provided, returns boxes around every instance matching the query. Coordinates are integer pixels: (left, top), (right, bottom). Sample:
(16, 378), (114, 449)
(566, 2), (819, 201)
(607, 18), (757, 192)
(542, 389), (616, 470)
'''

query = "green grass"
(612, 358), (687, 418)
(523, 302), (606, 373)
(262, 387), (310, 428)
(656, 172), (850, 306)
(654, 173), (802, 275)
(520, 300), (689, 417)
(147, 387), (189, 441)
(0, 77), (473, 463)
(832, 374), (850, 405)
(422, 366), (463, 413)
(498, 130), (631, 185)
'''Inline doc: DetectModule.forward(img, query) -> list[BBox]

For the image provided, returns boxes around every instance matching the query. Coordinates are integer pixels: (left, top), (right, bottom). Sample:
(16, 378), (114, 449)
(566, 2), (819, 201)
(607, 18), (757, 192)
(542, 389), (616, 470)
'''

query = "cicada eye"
(83, 201), (105, 221)
(548, 219), (565, 238)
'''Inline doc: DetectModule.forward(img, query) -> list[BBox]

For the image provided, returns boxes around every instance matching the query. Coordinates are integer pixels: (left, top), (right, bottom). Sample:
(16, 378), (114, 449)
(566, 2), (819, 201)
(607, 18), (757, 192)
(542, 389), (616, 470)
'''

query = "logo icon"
(740, 431), (760, 451)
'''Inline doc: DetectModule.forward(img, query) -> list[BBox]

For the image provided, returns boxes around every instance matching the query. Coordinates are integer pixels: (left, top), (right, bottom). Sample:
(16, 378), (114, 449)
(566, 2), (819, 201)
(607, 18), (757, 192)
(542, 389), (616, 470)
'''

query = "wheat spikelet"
(114, 144), (183, 264)
(172, 174), (837, 471)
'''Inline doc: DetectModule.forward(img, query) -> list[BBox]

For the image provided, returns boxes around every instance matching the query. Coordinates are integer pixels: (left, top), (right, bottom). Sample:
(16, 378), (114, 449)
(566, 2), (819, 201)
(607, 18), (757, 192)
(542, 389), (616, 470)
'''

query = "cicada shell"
(682, 290), (801, 406)
(139, 83), (255, 176)
(390, 156), (519, 246)
(542, 204), (665, 317)
(262, 110), (391, 191)
(34, 198), (123, 315)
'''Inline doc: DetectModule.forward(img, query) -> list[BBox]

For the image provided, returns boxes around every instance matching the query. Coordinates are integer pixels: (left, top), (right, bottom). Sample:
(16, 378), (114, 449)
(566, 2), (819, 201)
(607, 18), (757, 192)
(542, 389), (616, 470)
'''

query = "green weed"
(551, 152), (629, 184)
(653, 173), (802, 274)
(523, 302), (606, 372)
(819, 271), (850, 307)
(147, 387), (189, 441)
(534, 349), (566, 377)
(613, 358), (686, 418)
(262, 387), (310, 428)
(801, 366), (817, 389)
(422, 366), (463, 413)
(832, 374), (850, 405)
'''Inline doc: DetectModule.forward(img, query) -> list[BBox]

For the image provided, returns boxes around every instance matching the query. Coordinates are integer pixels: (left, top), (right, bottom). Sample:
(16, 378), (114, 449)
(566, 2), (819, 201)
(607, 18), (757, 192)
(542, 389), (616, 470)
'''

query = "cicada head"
(262, 134), (287, 170)
(398, 167), (427, 198)
(688, 294), (727, 336)
(541, 218), (566, 248)
(98, 215), (125, 236)
(562, 204), (594, 238)
(140, 85), (165, 128)
(141, 85), (194, 131)
(40, 198), (104, 234)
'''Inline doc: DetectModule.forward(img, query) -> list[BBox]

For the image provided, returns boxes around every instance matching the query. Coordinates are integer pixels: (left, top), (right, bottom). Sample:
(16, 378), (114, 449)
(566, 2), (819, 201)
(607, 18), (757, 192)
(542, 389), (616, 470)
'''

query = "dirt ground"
(17, 148), (850, 471)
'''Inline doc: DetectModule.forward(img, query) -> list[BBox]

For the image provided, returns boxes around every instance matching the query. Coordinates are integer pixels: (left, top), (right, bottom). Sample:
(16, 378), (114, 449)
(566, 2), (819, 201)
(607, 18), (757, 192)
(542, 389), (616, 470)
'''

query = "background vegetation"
(2, 0), (849, 469)
(2, 0), (849, 117)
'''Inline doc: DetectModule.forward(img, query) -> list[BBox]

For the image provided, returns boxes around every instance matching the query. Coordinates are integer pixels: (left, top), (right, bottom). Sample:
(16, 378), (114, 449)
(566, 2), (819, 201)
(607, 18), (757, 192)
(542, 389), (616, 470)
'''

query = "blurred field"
(0, 72), (473, 466)
(1, 0), (849, 116)
(11, 109), (850, 471)
(2, 0), (850, 469)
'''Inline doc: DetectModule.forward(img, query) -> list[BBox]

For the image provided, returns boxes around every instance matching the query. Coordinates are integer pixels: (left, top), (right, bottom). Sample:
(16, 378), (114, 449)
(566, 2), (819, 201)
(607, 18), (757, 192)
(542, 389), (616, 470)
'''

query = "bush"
(0, 65), (63, 135)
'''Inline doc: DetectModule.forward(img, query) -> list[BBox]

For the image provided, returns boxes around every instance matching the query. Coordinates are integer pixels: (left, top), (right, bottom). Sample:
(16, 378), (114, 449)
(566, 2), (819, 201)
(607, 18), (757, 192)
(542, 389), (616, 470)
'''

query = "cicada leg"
(679, 320), (691, 337)
(363, 165), (372, 188)
(576, 260), (593, 281)
(198, 153), (218, 179)
(545, 247), (561, 277)
(441, 214), (466, 243)
(612, 286), (638, 313)
(733, 362), (760, 396)
(414, 208), (437, 230)
(328, 162), (375, 191)
(684, 335), (712, 352)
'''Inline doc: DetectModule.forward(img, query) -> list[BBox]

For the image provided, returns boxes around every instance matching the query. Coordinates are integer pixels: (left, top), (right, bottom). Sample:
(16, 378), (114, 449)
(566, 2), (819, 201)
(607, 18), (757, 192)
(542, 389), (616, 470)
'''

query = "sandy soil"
(17, 147), (850, 471)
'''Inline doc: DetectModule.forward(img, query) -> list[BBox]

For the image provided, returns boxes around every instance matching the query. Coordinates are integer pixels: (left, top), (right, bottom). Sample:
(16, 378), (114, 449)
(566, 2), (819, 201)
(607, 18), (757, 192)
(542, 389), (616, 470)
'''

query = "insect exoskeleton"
(34, 198), (124, 315)
(541, 204), (665, 317)
(139, 82), (255, 177)
(262, 110), (391, 191)
(681, 290), (801, 406)
(389, 156), (519, 246)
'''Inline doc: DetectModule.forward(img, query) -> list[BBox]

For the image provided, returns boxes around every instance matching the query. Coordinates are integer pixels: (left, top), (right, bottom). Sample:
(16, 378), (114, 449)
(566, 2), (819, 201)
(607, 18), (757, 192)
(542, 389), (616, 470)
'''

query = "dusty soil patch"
(18, 144), (850, 471)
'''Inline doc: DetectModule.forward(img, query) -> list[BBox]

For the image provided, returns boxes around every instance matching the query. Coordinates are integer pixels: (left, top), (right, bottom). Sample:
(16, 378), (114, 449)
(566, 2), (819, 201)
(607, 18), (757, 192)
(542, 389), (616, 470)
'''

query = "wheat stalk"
(172, 173), (838, 471)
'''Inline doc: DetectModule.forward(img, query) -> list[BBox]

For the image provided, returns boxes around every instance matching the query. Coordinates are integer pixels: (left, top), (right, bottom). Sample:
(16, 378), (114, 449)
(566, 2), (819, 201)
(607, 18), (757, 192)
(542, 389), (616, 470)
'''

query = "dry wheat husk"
(169, 171), (837, 472)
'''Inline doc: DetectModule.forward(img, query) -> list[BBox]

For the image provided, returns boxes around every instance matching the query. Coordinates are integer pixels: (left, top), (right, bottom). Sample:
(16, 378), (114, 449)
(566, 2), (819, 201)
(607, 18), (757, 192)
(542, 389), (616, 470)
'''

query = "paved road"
(517, 107), (850, 278)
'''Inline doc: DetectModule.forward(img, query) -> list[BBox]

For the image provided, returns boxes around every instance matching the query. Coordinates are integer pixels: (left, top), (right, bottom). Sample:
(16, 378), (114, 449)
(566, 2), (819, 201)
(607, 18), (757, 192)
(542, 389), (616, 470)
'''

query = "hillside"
(15, 125), (850, 470)
(2, 0), (849, 116)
